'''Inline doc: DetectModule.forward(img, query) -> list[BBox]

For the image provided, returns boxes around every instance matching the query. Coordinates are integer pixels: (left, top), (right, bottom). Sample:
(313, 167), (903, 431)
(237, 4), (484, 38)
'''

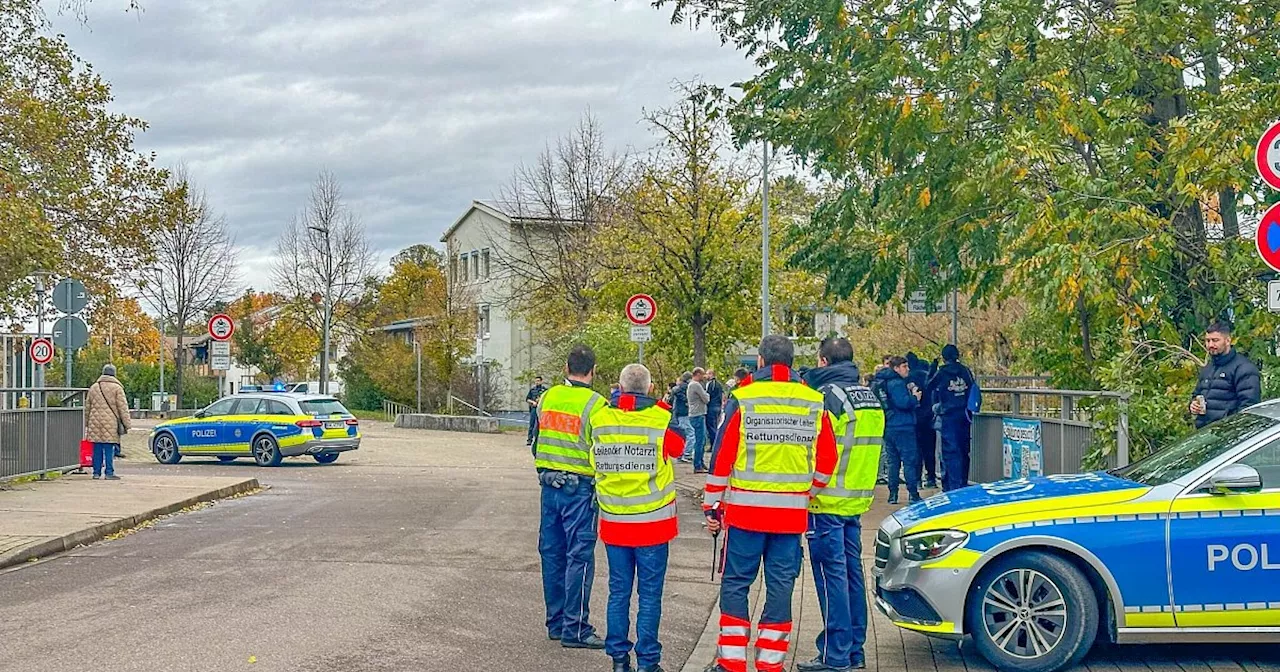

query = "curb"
(0, 477), (261, 571)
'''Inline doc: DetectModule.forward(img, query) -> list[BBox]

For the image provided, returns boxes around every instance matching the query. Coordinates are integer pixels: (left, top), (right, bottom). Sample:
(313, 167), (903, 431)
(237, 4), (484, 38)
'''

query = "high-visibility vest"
(810, 384), (884, 516)
(727, 380), (826, 511)
(534, 384), (604, 476)
(589, 404), (676, 523)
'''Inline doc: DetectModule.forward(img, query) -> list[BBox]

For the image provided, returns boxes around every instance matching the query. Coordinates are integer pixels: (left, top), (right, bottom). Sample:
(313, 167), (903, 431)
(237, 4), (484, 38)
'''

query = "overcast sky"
(50, 0), (753, 280)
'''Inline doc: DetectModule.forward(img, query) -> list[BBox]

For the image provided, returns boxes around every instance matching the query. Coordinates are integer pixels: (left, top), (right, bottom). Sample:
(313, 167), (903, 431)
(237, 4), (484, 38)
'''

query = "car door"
(220, 398), (264, 453)
(181, 397), (237, 451)
(1168, 435), (1280, 628)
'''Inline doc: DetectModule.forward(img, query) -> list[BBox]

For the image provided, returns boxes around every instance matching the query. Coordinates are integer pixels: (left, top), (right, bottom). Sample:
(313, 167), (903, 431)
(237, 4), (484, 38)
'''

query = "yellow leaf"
(249, 656), (257, 664)
(901, 96), (912, 118)
(918, 187), (932, 208)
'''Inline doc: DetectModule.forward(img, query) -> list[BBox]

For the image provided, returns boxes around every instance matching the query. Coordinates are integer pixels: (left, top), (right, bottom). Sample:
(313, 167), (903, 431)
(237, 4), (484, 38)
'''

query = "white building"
(440, 201), (548, 411)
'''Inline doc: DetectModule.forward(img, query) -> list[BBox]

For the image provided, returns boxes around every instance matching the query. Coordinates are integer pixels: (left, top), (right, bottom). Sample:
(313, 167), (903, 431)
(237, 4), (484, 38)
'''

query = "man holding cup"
(1189, 321), (1260, 428)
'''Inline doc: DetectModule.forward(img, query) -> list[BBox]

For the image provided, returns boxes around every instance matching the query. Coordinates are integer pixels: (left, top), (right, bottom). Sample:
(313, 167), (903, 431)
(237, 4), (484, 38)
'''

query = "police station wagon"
(873, 401), (1280, 672)
(150, 392), (361, 467)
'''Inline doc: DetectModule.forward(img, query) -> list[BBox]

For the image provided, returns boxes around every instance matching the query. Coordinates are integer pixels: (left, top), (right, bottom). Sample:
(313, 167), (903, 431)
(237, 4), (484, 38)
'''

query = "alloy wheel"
(981, 568), (1068, 660)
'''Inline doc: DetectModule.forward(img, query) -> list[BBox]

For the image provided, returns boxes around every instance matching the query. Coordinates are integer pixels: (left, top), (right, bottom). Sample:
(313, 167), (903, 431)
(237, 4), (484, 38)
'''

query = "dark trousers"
(939, 417), (972, 491)
(884, 427), (921, 499)
(915, 421), (937, 484)
(91, 442), (118, 477)
(605, 542), (670, 667)
(538, 477), (598, 643)
(527, 408), (539, 443)
(691, 416), (708, 470)
(718, 528), (802, 672)
(806, 513), (867, 668)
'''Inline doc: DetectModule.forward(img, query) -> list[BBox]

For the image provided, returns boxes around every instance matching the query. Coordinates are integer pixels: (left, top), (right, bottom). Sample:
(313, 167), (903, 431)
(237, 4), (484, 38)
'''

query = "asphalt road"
(0, 421), (719, 672)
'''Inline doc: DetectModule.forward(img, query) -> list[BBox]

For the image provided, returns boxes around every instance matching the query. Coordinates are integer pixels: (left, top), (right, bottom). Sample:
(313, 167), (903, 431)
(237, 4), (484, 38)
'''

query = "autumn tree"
(86, 294), (161, 363)
(137, 169), (239, 407)
(229, 290), (318, 382)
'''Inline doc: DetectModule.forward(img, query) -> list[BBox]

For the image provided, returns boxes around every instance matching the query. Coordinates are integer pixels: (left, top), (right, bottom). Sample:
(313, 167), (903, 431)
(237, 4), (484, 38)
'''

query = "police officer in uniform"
(533, 344), (607, 649)
(800, 338), (885, 671)
(704, 335), (839, 672)
(591, 364), (688, 672)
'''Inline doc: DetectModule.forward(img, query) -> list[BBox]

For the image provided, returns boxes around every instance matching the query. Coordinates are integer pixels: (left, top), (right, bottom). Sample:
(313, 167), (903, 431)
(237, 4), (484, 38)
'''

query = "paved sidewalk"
(671, 466), (1280, 672)
(0, 472), (259, 570)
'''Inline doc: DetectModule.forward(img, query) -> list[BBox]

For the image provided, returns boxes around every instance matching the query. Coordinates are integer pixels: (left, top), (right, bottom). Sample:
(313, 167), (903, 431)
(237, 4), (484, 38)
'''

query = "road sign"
(29, 338), (54, 365)
(210, 354), (231, 371)
(906, 290), (947, 314)
(210, 340), (231, 357)
(51, 316), (89, 350)
(1268, 280), (1280, 313)
(208, 313), (235, 341)
(52, 279), (88, 314)
(1255, 202), (1280, 272)
(625, 294), (656, 325)
(1256, 120), (1280, 191)
(630, 325), (652, 343)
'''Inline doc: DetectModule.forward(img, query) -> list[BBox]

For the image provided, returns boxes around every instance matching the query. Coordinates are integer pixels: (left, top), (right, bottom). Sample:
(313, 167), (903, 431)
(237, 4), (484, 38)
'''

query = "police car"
(150, 390), (361, 467)
(874, 403), (1280, 672)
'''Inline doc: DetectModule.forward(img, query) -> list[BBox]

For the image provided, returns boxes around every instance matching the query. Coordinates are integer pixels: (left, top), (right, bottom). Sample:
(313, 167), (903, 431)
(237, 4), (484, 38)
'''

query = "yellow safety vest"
(728, 379), (826, 510)
(534, 384), (604, 476)
(589, 403), (676, 523)
(810, 384), (885, 516)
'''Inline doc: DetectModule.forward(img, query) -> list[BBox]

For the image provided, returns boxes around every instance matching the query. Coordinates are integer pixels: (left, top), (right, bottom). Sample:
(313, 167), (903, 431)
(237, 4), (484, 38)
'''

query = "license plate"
(324, 421), (345, 430)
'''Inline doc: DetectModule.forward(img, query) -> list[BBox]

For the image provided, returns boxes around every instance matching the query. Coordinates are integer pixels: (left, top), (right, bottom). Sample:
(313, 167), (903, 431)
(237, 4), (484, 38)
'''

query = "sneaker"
(886, 492), (899, 505)
(637, 665), (666, 672)
(925, 479), (938, 489)
(92, 474), (101, 480)
(561, 634), (605, 650)
(797, 658), (857, 672)
(909, 495), (924, 504)
(104, 474), (121, 481)
(876, 477), (888, 485)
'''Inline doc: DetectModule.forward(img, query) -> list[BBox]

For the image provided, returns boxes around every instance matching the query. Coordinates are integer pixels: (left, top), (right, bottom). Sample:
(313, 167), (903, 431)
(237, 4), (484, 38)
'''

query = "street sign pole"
(638, 342), (644, 366)
(34, 276), (46, 407)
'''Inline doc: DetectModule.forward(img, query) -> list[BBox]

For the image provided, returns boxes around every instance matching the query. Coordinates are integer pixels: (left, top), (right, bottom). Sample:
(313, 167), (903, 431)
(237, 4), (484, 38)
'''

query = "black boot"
(797, 657), (856, 672)
(887, 491), (899, 505)
(612, 656), (633, 672)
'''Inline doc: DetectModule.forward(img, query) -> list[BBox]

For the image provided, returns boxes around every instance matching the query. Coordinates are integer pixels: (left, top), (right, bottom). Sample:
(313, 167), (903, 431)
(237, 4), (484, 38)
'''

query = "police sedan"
(874, 402), (1280, 672)
(150, 392), (361, 467)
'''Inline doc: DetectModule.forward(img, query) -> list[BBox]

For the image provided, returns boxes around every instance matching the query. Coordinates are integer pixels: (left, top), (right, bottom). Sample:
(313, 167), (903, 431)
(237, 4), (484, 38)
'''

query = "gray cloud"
(51, 0), (752, 281)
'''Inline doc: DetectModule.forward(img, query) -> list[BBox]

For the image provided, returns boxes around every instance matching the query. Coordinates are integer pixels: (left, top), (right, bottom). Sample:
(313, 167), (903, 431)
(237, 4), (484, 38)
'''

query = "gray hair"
(759, 334), (795, 367)
(681, 371), (693, 382)
(618, 363), (651, 394)
(102, 363), (117, 376)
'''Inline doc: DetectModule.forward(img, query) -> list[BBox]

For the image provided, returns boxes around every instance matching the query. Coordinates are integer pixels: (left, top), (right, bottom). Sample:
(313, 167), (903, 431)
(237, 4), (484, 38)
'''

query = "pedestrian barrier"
(969, 387), (1130, 483)
(0, 408), (85, 481)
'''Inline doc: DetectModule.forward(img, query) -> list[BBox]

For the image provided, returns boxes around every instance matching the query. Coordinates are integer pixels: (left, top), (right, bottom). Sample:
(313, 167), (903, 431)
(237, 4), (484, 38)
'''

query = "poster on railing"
(1002, 417), (1044, 479)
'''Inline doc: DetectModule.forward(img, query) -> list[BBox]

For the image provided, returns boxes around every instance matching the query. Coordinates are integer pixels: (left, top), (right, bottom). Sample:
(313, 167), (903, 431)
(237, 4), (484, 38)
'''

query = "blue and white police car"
(874, 403), (1280, 672)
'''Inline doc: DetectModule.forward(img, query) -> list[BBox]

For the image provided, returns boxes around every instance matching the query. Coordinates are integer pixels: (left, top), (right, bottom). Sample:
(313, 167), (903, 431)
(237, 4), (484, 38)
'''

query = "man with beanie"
(927, 345), (976, 492)
(84, 363), (131, 480)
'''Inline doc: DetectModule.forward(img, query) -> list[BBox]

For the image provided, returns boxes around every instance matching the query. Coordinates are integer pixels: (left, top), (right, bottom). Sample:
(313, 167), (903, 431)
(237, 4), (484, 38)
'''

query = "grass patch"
(349, 409), (392, 422)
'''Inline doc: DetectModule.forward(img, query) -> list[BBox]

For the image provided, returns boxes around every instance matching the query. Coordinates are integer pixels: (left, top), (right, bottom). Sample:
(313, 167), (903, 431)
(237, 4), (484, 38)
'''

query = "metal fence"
(968, 387), (1131, 483)
(0, 407), (85, 481)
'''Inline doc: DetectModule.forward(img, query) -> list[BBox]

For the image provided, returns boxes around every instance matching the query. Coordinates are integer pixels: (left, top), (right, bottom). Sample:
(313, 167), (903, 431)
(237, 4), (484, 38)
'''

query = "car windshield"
(299, 398), (349, 416)
(1112, 411), (1276, 486)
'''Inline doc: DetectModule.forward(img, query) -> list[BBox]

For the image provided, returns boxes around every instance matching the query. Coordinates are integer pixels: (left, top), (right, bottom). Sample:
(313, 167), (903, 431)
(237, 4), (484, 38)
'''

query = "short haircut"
(889, 355), (908, 368)
(1206, 321), (1233, 336)
(681, 371), (693, 382)
(693, 367), (706, 376)
(534, 375), (543, 381)
(566, 343), (596, 376)
(759, 334), (794, 367)
(734, 367), (748, 381)
(618, 363), (651, 394)
(819, 337), (854, 364)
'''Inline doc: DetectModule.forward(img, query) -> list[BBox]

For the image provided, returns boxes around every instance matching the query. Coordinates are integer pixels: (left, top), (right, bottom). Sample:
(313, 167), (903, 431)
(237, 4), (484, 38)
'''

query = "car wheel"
(252, 435), (283, 467)
(313, 452), (340, 464)
(967, 552), (1098, 672)
(153, 433), (182, 465)
(216, 456), (237, 463)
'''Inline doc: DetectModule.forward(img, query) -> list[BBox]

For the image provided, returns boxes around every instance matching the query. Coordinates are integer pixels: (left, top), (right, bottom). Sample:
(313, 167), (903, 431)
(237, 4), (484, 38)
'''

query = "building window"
(481, 248), (491, 278)
(449, 255), (457, 285)
(460, 253), (468, 281)
(471, 251), (480, 280)
(479, 305), (491, 339)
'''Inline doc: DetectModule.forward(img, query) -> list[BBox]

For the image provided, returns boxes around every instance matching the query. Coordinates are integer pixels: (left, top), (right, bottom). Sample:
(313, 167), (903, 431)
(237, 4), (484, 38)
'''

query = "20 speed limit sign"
(1257, 120), (1280, 191)
(29, 338), (54, 365)
(208, 313), (235, 341)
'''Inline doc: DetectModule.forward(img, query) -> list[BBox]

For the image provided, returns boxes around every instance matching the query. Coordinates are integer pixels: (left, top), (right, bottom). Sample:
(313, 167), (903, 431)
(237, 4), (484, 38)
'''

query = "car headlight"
(900, 530), (968, 562)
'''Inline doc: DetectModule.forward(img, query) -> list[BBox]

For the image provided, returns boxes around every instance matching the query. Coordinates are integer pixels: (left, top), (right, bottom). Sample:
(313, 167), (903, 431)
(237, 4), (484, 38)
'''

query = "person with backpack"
(926, 345), (977, 492)
(85, 363), (131, 480)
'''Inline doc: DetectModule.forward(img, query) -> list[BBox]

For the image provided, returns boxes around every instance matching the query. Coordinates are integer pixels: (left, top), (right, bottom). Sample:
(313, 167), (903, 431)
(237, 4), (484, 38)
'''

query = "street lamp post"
(309, 225), (333, 395)
(761, 140), (771, 339)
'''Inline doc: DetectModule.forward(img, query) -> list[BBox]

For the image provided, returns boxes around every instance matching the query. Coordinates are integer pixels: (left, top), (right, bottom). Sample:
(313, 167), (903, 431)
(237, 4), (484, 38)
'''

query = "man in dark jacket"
(927, 344), (976, 492)
(1190, 321), (1261, 428)
(526, 376), (548, 446)
(705, 369), (724, 440)
(905, 353), (937, 489)
(874, 357), (922, 504)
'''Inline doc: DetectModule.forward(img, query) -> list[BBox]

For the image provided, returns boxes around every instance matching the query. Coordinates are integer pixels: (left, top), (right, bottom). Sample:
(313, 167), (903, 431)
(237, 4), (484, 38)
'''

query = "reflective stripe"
(717, 645), (748, 661)
(592, 425), (665, 440)
(756, 648), (787, 665)
(704, 490), (724, 506)
(735, 469), (812, 484)
(534, 451), (592, 468)
(739, 396), (823, 411)
(537, 436), (588, 451)
(599, 501), (675, 523)
(726, 490), (809, 509)
(818, 487), (875, 499)
(720, 625), (749, 638)
(757, 626), (791, 641)
(706, 474), (729, 486)
(597, 482), (676, 507)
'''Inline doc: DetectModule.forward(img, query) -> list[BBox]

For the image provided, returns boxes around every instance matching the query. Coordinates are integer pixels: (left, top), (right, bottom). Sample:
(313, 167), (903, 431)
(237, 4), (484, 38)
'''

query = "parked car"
(874, 404), (1280, 672)
(149, 392), (360, 467)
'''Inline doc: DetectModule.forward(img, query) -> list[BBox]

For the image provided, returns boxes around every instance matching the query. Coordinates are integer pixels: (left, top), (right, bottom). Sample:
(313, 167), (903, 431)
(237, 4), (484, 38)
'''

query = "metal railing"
(381, 399), (415, 421)
(969, 387), (1131, 483)
(1, 409), (85, 481)
(448, 395), (491, 417)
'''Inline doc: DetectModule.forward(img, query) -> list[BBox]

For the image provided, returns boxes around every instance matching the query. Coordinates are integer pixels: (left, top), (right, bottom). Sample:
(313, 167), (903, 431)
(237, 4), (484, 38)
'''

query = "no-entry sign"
(29, 338), (54, 365)
(208, 313), (235, 341)
(1255, 202), (1280, 273)
(625, 294), (656, 326)
(1256, 121), (1280, 191)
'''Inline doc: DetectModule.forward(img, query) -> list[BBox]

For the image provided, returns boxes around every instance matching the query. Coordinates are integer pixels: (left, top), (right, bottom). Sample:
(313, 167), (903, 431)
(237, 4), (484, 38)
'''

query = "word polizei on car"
(873, 401), (1280, 672)
(149, 392), (361, 467)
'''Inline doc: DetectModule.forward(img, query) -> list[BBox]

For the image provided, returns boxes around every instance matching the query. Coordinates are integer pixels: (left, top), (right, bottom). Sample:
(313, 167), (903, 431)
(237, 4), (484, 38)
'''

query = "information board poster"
(1002, 417), (1044, 479)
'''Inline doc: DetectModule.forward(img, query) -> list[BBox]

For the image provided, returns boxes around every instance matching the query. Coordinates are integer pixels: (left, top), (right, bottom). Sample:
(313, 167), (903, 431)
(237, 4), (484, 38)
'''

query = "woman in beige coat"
(85, 363), (131, 480)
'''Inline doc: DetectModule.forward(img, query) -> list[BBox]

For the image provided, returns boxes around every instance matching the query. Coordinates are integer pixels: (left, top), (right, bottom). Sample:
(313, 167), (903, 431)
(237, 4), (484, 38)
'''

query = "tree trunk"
(1200, 12), (1239, 240)
(692, 315), (708, 369)
(1076, 292), (1095, 367)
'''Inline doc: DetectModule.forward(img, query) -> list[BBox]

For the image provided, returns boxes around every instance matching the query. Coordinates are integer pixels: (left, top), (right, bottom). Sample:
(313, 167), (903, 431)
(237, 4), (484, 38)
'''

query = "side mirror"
(193, 411), (206, 419)
(1207, 464), (1262, 495)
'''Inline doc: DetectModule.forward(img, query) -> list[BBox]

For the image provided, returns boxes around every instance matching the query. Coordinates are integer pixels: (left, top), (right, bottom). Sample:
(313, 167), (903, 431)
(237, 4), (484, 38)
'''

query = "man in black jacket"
(927, 345), (976, 492)
(526, 376), (548, 446)
(906, 353), (937, 489)
(1190, 322), (1261, 428)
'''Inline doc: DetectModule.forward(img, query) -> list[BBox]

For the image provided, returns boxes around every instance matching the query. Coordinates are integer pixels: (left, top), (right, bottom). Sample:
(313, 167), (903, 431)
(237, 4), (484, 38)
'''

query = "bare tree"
(137, 168), (239, 407)
(487, 112), (629, 329)
(271, 171), (376, 393)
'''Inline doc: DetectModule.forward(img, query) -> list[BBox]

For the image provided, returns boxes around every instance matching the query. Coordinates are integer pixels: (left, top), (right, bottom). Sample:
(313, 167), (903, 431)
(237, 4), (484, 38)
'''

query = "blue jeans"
(720, 527), (802, 630)
(690, 416), (708, 470)
(605, 543), (670, 667)
(884, 427), (921, 499)
(92, 442), (118, 477)
(939, 417), (971, 492)
(807, 513), (867, 668)
(538, 475), (598, 643)
(527, 409), (539, 444)
(676, 417), (695, 459)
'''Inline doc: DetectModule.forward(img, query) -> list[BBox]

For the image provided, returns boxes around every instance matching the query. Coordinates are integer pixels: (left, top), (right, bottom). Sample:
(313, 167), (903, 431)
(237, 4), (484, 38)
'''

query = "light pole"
(308, 225), (333, 395)
(33, 272), (50, 408)
(413, 337), (422, 413)
(761, 140), (771, 339)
